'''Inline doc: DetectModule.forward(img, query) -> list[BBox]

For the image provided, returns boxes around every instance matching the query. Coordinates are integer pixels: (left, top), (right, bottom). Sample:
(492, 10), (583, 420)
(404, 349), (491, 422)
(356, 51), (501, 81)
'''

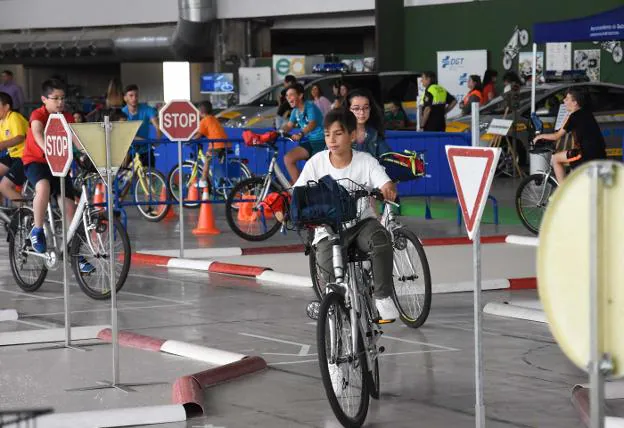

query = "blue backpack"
(290, 175), (358, 228)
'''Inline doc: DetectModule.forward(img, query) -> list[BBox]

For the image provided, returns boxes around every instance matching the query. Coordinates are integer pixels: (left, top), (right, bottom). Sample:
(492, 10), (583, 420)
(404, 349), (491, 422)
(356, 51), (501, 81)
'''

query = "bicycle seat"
(347, 246), (370, 263)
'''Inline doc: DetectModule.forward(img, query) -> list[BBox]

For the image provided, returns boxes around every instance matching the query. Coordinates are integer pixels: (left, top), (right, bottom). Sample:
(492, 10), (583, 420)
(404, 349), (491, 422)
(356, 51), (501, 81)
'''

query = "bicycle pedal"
(375, 318), (396, 325)
(378, 346), (385, 353)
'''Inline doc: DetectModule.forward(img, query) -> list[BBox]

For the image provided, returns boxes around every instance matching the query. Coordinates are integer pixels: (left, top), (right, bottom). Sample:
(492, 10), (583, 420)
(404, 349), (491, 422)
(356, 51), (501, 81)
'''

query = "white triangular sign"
(446, 146), (501, 240)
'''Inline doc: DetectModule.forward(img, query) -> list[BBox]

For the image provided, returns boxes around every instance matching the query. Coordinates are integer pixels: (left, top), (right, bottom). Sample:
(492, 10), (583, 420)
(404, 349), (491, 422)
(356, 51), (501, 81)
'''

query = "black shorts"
(24, 162), (76, 200)
(300, 140), (326, 157)
(0, 155), (26, 186)
(138, 151), (156, 169)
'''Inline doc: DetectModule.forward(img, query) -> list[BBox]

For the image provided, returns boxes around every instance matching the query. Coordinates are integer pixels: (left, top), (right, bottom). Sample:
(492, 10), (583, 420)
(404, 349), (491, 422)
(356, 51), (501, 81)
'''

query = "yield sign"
(446, 146), (501, 240)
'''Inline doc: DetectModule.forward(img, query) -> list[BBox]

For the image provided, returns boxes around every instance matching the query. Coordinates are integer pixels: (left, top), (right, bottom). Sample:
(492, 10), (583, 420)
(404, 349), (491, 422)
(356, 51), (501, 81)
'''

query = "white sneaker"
(198, 179), (208, 188)
(375, 296), (400, 321)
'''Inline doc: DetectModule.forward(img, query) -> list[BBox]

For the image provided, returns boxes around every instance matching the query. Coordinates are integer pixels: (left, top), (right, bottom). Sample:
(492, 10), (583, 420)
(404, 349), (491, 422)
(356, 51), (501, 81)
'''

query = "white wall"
(120, 63), (164, 104)
(0, 0), (177, 30)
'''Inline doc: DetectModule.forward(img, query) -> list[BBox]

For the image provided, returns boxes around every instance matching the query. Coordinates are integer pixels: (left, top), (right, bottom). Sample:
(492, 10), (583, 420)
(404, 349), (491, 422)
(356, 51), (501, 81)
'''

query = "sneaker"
(198, 179), (209, 188)
(78, 257), (95, 274)
(30, 227), (46, 253)
(375, 296), (400, 321)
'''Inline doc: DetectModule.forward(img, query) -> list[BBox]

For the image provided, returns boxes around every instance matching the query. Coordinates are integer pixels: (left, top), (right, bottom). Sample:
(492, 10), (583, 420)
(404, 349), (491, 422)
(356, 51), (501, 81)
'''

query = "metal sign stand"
(178, 140), (185, 258)
(588, 164), (613, 428)
(68, 116), (164, 393)
(471, 102), (485, 428)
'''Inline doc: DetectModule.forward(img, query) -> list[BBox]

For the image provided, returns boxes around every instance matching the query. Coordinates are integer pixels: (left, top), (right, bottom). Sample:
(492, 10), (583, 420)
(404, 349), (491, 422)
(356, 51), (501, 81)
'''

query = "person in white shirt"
(294, 108), (400, 321)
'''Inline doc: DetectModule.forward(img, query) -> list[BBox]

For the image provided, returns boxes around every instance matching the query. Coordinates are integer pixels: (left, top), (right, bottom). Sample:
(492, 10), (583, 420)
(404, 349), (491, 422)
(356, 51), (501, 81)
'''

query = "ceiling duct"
(171, 0), (217, 61)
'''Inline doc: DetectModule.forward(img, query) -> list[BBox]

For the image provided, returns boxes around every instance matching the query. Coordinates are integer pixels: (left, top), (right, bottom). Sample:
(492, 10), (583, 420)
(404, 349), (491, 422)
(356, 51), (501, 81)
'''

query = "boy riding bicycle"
(532, 88), (606, 183)
(0, 92), (28, 203)
(22, 79), (94, 273)
(282, 83), (326, 184)
(294, 108), (400, 321)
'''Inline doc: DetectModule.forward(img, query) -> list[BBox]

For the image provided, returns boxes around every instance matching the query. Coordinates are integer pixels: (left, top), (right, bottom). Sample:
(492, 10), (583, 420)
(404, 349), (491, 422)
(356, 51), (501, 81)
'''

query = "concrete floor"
(0, 181), (590, 427)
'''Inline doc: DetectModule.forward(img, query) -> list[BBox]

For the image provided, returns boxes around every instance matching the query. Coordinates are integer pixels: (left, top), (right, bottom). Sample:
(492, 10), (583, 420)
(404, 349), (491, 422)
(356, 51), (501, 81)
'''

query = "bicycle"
(115, 145), (170, 222)
(309, 195), (432, 329)
(8, 168), (132, 300)
(515, 142), (559, 235)
(224, 130), (295, 241)
(296, 179), (404, 427)
(167, 143), (252, 208)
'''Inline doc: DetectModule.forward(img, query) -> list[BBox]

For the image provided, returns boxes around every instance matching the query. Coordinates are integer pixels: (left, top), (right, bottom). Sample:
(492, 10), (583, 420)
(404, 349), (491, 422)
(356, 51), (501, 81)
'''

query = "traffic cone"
(163, 185), (177, 220)
(237, 194), (257, 223)
(187, 178), (200, 204)
(156, 185), (172, 218)
(192, 187), (220, 235)
(93, 183), (105, 210)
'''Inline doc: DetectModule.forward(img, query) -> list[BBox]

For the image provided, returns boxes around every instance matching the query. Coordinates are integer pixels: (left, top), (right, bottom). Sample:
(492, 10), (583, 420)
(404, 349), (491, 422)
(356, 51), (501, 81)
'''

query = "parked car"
(446, 82), (624, 164)
(217, 71), (420, 129)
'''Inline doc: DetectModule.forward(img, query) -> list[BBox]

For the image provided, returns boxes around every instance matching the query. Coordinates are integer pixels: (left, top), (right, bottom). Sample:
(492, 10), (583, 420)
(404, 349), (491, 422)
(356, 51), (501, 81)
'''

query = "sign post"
(65, 118), (161, 393)
(446, 104), (501, 427)
(40, 114), (78, 351)
(159, 100), (200, 259)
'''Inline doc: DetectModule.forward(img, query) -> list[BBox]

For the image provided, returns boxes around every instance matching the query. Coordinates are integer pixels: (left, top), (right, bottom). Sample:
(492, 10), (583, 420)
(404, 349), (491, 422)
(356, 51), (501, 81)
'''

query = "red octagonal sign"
(44, 113), (73, 177)
(159, 100), (200, 141)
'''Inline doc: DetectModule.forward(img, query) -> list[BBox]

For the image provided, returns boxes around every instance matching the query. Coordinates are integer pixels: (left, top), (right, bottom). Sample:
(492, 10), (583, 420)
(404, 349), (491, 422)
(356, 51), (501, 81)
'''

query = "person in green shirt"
(384, 99), (408, 130)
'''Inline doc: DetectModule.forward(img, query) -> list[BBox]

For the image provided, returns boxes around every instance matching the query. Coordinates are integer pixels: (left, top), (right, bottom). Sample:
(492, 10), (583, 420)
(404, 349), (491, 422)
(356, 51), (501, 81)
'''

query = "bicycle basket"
(379, 150), (426, 182)
(242, 130), (278, 147)
(290, 176), (362, 229)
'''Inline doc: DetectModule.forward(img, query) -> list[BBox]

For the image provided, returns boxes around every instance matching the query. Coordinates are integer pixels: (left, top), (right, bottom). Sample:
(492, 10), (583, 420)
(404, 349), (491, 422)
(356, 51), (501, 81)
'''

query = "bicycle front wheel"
(391, 227), (432, 329)
(8, 208), (47, 292)
(134, 168), (170, 222)
(317, 292), (370, 428)
(225, 176), (283, 241)
(168, 162), (202, 208)
(515, 173), (558, 235)
(70, 215), (131, 300)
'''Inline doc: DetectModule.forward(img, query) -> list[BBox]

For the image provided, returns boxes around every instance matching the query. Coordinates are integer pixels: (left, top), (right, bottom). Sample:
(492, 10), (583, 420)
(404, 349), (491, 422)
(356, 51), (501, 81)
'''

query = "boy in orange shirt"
(22, 79), (94, 273)
(195, 101), (230, 188)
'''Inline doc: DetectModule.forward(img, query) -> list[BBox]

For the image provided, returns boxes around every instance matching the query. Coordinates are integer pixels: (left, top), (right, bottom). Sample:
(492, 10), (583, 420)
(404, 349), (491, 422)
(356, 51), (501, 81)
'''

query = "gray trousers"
(315, 218), (394, 298)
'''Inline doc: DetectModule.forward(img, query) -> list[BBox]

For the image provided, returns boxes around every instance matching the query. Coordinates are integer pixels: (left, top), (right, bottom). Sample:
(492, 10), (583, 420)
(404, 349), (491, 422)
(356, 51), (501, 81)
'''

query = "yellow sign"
(70, 121), (141, 173)
(538, 161), (624, 376)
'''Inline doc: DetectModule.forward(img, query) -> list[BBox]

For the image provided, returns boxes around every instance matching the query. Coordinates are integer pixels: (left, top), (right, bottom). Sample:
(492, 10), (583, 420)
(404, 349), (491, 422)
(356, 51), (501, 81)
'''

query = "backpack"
(379, 150), (426, 182)
(290, 175), (358, 228)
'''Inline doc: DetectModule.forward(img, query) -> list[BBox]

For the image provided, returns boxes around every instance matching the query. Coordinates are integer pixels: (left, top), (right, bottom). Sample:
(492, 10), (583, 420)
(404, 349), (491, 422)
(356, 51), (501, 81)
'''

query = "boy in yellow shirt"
(0, 92), (28, 201)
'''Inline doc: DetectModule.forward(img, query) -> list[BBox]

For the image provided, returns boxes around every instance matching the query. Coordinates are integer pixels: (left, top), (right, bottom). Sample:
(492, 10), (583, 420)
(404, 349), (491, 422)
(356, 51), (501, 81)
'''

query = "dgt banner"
(437, 50), (488, 118)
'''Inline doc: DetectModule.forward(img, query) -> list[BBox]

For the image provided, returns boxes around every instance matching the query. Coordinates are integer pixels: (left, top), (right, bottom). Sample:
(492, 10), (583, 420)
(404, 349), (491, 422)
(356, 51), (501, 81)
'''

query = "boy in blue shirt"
(281, 83), (325, 183)
(121, 84), (160, 167)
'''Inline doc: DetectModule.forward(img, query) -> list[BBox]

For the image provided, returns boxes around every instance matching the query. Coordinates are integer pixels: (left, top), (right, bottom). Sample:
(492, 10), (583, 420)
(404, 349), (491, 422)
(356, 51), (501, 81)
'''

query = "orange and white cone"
(192, 187), (220, 235)
(93, 183), (105, 210)
(187, 178), (200, 204)
(237, 194), (257, 223)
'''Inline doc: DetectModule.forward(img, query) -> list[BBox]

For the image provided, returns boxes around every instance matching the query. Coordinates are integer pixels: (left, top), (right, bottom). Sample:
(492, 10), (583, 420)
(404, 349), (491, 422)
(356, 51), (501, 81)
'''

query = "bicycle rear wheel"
(134, 168), (170, 222)
(391, 227), (432, 328)
(224, 176), (283, 241)
(210, 159), (252, 200)
(8, 208), (47, 292)
(70, 214), (131, 300)
(317, 292), (370, 428)
(515, 173), (558, 235)
(168, 161), (202, 208)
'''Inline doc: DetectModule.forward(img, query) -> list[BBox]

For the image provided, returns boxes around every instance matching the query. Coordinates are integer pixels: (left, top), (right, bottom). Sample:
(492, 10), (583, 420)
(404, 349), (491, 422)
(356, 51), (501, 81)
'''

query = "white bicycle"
(8, 169), (131, 300)
(503, 26), (530, 70)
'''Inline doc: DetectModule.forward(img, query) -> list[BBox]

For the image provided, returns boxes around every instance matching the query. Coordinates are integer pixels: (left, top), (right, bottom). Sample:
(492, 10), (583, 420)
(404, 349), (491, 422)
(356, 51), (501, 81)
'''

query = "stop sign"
(44, 114), (73, 177)
(159, 100), (200, 141)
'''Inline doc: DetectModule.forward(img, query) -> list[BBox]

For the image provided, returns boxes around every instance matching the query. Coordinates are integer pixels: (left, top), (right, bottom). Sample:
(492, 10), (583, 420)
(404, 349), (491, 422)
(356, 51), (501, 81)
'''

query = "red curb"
(192, 356), (268, 389)
(172, 376), (204, 417)
(208, 262), (270, 277)
(131, 253), (173, 266)
(242, 244), (306, 255)
(421, 235), (508, 246)
(571, 385), (590, 427)
(509, 277), (537, 290)
(97, 329), (166, 352)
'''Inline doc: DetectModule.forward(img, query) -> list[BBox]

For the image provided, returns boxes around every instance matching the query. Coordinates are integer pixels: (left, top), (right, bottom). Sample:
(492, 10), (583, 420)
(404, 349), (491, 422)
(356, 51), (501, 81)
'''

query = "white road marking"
(0, 288), (59, 300)
(121, 291), (192, 306)
(239, 332), (313, 356)
(20, 303), (187, 318)
(382, 335), (460, 351)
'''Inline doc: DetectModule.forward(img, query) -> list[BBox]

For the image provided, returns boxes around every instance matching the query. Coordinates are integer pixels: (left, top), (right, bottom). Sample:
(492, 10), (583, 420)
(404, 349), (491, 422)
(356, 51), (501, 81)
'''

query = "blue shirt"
(289, 101), (324, 142)
(122, 103), (158, 153)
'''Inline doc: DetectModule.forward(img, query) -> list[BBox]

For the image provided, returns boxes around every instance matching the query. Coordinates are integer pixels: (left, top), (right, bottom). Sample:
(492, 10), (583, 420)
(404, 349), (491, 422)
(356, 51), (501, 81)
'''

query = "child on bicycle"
(282, 83), (326, 184)
(0, 91), (28, 202)
(532, 87), (606, 183)
(22, 79), (94, 273)
(294, 108), (400, 321)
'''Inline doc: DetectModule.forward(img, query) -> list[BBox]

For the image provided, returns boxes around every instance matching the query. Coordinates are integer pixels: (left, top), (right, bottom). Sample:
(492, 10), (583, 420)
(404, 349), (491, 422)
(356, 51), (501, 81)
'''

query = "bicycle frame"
(256, 143), (292, 205)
